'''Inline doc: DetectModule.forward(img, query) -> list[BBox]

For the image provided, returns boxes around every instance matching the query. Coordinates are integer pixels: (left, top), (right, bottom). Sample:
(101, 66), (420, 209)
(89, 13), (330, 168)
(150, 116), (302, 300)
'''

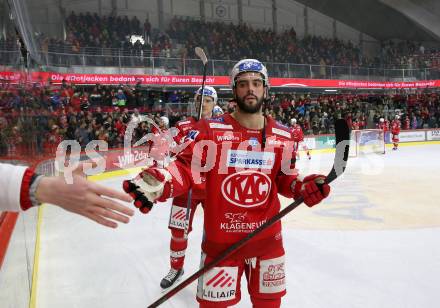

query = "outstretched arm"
(36, 165), (134, 228)
(0, 162), (135, 228)
(122, 120), (208, 213)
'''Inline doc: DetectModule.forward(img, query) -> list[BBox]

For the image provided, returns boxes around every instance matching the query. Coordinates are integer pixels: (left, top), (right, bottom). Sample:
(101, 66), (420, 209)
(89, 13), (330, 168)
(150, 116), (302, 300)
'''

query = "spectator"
(2, 82), (439, 159)
(115, 89), (127, 107)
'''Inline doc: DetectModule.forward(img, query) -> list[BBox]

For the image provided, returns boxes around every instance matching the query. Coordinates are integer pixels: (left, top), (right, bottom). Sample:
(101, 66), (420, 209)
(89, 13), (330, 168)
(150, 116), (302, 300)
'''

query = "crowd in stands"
(381, 40), (440, 70)
(266, 91), (440, 135)
(2, 11), (440, 75)
(1, 79), (439, 158)
(36, 12), (172, 67)
(0, 80), (195, 157)
(61, 12), (171, 57)
(169, 17), (363, 71)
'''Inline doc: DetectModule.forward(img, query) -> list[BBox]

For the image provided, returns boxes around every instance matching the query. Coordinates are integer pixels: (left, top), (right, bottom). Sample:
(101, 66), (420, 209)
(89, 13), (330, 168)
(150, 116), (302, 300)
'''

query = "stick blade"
(335, 119), (350, 147)
(195, 47), (208, 65)
(326, 119), (350, 182)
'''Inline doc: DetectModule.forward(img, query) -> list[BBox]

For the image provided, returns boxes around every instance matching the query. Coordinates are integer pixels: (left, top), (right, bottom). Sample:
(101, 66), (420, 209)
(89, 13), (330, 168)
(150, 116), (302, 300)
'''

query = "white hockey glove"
(122, 168), (172, 214)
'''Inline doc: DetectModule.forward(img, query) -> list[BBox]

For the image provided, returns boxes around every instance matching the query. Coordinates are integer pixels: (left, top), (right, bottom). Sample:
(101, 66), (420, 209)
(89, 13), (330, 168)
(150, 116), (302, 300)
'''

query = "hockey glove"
(293, 174), (330, 207)
(122, 168), (173, 214)
(122, 180), (154, 214)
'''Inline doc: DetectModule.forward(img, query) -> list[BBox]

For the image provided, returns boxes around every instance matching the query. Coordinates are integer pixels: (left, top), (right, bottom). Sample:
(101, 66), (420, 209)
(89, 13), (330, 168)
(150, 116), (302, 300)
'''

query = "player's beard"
(236, 94), (264, 114)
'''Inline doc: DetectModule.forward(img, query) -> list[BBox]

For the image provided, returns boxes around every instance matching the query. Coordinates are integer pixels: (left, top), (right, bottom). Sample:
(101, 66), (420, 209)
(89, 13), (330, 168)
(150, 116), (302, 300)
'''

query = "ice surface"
(35, 144), (440, 307)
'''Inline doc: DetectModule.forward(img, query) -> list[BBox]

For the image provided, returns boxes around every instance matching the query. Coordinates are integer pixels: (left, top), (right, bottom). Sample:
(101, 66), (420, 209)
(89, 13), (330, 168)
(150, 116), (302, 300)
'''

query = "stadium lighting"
(324, 89), (338, 92)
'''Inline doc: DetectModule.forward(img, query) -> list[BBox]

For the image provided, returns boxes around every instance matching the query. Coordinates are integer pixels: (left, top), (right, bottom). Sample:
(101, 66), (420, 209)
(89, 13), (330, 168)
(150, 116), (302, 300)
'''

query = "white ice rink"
(24, 144), (440, 307)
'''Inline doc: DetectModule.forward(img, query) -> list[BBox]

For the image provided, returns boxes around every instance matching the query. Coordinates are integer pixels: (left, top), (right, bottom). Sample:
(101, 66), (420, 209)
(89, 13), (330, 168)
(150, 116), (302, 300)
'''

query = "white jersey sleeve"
(0, 163), (28, 212)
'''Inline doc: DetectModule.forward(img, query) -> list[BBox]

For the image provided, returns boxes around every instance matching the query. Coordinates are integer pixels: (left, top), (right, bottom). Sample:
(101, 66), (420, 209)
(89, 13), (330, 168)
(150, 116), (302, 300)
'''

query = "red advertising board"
(1, 71), (439, 89)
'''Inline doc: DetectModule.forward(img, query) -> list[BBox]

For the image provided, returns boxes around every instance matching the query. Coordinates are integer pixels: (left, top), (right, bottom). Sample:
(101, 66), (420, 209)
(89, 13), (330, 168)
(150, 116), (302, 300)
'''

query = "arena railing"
(0, 50), (21, 66)
(35, 51), (439, 81)
(1, 43), (439, 81)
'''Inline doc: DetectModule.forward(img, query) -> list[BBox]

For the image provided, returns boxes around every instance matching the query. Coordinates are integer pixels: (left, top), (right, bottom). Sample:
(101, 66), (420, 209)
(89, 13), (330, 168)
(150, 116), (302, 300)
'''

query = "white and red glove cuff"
(133, 168), (173, 202)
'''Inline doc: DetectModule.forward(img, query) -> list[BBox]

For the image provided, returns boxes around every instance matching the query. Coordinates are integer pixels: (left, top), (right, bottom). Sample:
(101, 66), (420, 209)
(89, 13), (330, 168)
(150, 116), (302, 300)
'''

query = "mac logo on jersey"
(221, 171), (271, 208)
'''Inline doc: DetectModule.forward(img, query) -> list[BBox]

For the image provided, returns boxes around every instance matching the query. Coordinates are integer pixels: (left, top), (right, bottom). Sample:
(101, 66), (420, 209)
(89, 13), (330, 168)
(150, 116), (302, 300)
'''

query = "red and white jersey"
(174, 117), (197, 144)
(173, 116), (205, 199)
(290, 124), (304, 142)
(391, 119), (401, 135)
(151, 124), (164, 135)
(378, 121), (389, 132)
(148, 127), (171, 166)
(170, 114), (298, 258)
(352, 122), (360, 131)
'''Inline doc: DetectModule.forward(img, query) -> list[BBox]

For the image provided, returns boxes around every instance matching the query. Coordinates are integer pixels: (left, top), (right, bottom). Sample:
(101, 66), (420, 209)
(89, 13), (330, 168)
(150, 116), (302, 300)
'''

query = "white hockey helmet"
(291, 118), (297, 125)
(379, 118), (384, 123)
(196, 86), (218, 103)
(230, 59), (269, 88)
(160, 116), (169, 127)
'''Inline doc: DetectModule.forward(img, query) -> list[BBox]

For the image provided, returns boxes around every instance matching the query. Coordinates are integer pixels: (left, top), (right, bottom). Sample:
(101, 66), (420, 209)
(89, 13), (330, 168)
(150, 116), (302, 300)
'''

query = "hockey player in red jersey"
(290, 118), (311, 160)
(378, 117), (389, 132)
(123, 59), (331, 307)
(173, 86), (218, 144)
(147, 116), (172, 168)
(160, 86), (218, 289)
(391, 115), (401, 150)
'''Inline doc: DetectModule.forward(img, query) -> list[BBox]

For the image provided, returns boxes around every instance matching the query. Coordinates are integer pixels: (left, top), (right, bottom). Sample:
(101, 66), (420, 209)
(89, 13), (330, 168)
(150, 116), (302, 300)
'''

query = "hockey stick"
(148, 119), (350, 307)
(195, 47), (208, 121)
(181, 47), (208, 240)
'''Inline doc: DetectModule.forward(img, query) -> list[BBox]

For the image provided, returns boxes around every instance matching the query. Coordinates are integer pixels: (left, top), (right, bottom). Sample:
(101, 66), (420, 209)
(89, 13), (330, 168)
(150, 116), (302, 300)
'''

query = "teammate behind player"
(378, 117), (389, 131)
(290, 118), (311, 160)
(391, 115), (401, 150)
(212, 105), (224, 117)
(174, 86), (218, 143)
(160, 86), (218, 288)
(123, 59), (330, 307)
(160, 116), (169, 129)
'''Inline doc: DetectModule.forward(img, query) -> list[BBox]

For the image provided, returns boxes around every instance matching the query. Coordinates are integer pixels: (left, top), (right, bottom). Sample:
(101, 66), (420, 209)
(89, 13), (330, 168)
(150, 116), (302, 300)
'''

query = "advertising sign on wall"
(398, 131), (426, 142)
(427, 130), (440, 141)
(315, 135), (336, 149)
